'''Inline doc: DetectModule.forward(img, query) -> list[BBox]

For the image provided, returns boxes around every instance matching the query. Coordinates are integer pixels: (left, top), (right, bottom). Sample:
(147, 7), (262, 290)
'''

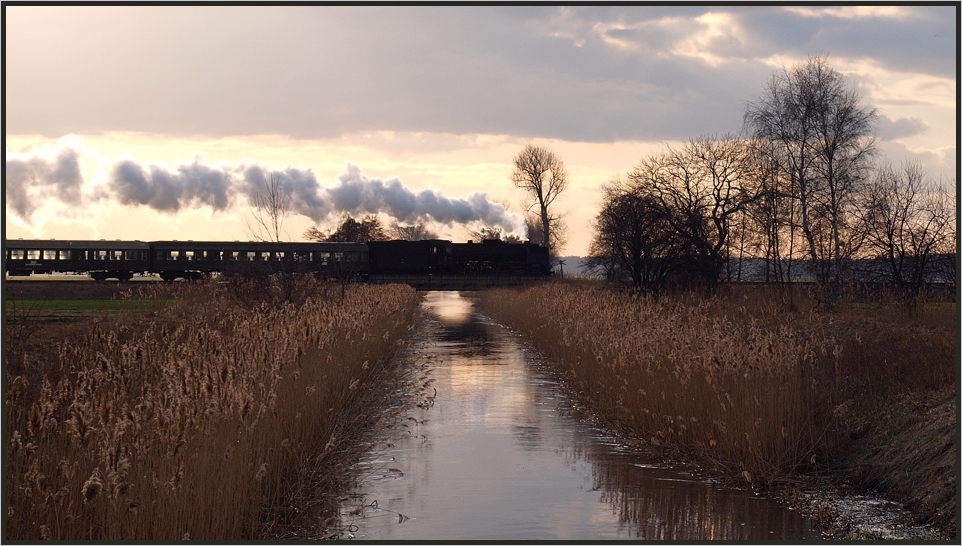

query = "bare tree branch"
(245, 174), (292, 243)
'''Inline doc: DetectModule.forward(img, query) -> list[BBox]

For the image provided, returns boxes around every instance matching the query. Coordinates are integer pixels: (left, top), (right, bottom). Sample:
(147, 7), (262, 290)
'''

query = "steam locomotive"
(4, 238), (551, 282)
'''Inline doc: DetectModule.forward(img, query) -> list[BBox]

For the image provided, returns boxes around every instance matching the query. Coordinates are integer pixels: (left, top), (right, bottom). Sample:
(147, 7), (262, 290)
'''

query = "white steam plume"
(5, 146), (526, 236)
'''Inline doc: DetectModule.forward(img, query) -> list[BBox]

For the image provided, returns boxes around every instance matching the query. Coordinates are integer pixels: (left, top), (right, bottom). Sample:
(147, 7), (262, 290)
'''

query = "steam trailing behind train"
(4, 238), (551, 282)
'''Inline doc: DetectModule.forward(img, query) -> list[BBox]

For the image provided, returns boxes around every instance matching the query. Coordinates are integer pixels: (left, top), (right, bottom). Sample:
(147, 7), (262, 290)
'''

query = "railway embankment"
(477, 283), (957, 539)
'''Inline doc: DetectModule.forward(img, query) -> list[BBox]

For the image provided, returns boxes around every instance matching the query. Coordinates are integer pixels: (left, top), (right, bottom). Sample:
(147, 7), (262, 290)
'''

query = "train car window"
(125, 250), (138, 260)
(59, 250), (72, 260)
(43, 250), (57, 260)
(276, 251), (285, 260)
(27, 250), (41, 260)
(334, 252), (344, 261)
(10, 250), (25, 259)
(260, 251), (270, 261)
(141, 251), (148, 261)
(93, 250), (107, 261)
(112, 250), (123, 260)
(156, 251), (166, 261)
(320, 252), (331, 260)
(171, 250), (180, 260)
(246, 251), (256, 261)
(199, 251), (208, 261)
(185, 251), (194, 261)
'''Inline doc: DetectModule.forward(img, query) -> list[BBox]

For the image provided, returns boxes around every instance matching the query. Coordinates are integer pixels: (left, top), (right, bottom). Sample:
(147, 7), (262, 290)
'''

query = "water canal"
(336, 291), (820, 540)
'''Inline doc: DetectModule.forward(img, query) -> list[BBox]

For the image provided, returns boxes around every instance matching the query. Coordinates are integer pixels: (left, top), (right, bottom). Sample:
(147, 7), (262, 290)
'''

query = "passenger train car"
(5, 238), (551, 281)
(5, 240), (151, 281)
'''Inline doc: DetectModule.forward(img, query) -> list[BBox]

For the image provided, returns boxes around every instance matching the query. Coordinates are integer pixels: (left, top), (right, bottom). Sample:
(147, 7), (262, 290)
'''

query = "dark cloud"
(734, 7), (955, 77)
(877, 115), (929, 141)
(5, 147), (86, 222)
(5, 6), (954, 142)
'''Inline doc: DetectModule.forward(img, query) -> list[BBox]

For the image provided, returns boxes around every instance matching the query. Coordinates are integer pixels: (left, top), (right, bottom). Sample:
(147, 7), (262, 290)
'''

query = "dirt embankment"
(832, 386), (957, 537)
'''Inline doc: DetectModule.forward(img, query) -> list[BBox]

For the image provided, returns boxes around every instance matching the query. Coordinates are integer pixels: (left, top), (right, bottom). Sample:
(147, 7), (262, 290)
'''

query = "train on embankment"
(4, 238), (552, 283)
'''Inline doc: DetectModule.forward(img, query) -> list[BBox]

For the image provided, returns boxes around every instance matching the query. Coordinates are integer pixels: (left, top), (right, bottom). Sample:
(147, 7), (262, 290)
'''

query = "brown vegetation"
(5, 279), (417, 540)
(478, 282), (955, 532)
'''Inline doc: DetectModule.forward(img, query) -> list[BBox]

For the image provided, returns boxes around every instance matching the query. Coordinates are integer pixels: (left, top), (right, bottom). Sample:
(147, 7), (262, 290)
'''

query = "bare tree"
(860, 161), (955, 302)
(467, 226), (524, 244)
(389, 221), (438, 241)
(745, 55), (877, 301)
(743, 137), (799, 284)
(524, 212), (567, 255)
(304, 214), (388, 243)
(629, 135), (759, 292)
(589, 176), (688, 292)
(246, 173), (292, 243)
(512, 144), (568, 256)
(238, 174), (314, 304)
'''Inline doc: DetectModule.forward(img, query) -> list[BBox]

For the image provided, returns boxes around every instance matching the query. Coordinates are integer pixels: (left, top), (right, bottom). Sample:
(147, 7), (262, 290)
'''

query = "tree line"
(586, 55), (955, 304)
(246, 55), (952, 304)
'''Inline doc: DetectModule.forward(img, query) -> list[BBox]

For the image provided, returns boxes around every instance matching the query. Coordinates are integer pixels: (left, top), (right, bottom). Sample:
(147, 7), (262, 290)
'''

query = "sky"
(5, 5), (957, 256)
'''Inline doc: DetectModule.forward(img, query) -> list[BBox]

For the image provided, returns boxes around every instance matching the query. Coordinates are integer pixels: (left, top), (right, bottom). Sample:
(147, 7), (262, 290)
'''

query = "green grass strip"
(5, 299), (171, 320)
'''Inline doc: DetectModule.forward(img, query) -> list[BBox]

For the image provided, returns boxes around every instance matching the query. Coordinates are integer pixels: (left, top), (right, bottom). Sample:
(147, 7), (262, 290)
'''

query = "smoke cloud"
(6, 146), (525, 236)
(111, 155), (232, 212)
(5, 146), (86, 222)
(236, 163), (524, 233)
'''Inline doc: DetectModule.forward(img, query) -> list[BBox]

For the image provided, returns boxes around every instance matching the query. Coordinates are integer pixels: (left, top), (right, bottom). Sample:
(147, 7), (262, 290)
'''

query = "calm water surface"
(337, 291), (819, 540)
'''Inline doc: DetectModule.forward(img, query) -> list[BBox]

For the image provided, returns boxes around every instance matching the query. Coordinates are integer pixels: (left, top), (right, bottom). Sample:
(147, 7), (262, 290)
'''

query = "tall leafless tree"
(860, 161), (955, 301)
(743, 137), (800, 284)
(246, 173), (292, 243)
(745, 55), (877, 302)
(512, 144), (568, 257)
(238, 174), (313, 304)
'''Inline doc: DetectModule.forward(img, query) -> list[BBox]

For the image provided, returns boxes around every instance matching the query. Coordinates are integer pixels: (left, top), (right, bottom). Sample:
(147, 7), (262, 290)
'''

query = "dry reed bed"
(6, 280), (417, 540)
(479, 284), (955, 485)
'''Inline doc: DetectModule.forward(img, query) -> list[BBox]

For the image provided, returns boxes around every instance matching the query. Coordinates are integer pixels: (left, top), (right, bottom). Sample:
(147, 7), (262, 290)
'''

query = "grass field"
(6, 298), (171, 320)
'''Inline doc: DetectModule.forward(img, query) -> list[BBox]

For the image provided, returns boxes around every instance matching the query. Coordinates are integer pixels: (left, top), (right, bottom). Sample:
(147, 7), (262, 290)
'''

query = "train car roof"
(5, 239), (151, 250)
(148, 240), (367, 250)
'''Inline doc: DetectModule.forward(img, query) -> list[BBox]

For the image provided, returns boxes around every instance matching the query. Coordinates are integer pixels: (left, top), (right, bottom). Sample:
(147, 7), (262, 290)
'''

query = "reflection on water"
(338, 291), (818, 540)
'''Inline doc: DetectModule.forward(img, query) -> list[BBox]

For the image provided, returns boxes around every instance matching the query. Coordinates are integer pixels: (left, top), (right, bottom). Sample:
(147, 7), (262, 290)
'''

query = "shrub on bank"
(5, 280), (417, 540)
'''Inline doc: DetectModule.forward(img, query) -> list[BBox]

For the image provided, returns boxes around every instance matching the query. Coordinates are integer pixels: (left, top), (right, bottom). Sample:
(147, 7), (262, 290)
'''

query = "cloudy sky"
(5, 5), (957, 256)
